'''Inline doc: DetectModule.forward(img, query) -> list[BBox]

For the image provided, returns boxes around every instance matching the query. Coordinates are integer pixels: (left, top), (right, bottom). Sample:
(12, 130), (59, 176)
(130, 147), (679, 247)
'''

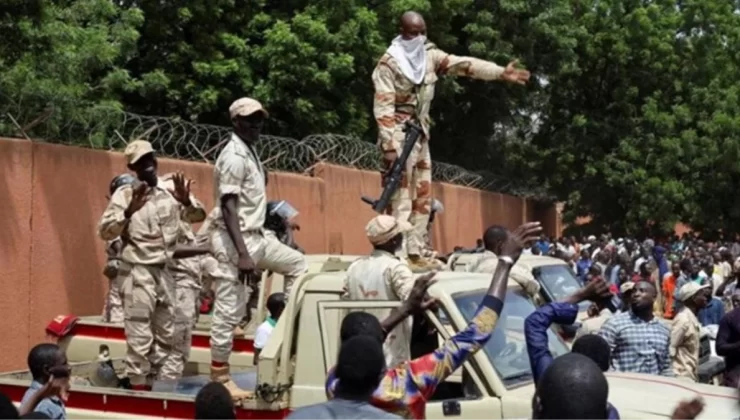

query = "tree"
(0, 0), (145, 146)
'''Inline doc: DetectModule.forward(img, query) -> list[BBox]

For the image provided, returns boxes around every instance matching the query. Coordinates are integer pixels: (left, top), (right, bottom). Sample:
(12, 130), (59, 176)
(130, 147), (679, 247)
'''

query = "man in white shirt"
(254, 293), (286, 363)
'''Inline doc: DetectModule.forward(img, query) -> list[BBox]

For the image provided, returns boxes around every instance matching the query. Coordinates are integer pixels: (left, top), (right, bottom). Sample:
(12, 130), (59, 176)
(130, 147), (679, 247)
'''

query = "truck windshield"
(533, 264), (591, 311)
(452, 289), (570, 388)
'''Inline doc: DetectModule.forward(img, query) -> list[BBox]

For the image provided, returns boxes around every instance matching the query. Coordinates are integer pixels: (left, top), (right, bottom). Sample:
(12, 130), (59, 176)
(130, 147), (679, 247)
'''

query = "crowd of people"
(2, 8), (737, 419)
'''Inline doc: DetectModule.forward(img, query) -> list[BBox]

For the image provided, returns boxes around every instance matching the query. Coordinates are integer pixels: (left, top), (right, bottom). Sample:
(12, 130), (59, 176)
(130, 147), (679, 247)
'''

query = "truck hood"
(505, 371), (740, 419)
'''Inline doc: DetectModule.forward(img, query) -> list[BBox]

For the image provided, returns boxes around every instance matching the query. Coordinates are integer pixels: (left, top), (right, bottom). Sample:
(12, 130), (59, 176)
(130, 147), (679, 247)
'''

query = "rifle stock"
(361, 120), (423, 213)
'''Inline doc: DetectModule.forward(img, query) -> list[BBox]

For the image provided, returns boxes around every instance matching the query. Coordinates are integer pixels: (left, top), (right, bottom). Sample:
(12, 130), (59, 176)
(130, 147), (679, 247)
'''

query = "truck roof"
(301, 270), (525, 296)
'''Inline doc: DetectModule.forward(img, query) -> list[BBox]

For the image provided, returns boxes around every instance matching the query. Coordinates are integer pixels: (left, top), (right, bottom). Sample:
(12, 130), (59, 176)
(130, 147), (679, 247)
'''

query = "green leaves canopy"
(2, 0), (740, 236)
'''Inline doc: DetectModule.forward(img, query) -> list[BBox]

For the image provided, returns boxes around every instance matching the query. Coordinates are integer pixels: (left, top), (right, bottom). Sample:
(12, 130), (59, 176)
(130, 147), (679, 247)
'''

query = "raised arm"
(525, 278), (611, 383)
(406, 222), (542, 399)
(429, 48), (530, 84)
(98, 186), (133, 241)
(372, 61), (397, 154)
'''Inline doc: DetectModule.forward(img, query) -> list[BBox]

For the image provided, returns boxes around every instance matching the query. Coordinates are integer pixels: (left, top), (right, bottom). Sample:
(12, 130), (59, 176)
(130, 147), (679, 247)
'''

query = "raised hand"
(169, 172), (193, 206)
(403, 272), (438, 313)
(501, 60), (531, 85)
(499, 222), (542, 263)
(125, 183), (149, 218)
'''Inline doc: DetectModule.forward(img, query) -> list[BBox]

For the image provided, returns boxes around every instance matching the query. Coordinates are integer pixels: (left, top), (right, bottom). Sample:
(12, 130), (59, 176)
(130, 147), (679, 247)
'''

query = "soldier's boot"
(210, 364), (253, 401)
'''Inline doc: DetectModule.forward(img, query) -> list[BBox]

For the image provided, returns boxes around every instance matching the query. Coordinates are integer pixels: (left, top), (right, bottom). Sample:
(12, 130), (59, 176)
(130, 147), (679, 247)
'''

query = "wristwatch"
(498, 256), (514, 265)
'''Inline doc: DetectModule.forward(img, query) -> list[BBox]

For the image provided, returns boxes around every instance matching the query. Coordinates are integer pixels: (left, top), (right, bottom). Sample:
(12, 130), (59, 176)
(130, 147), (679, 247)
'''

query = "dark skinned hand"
(403, 272), (438, 314)
(169, 172), (193, 206)
(499, 222), (543, 263)
(124, 183), (149, 218)
(670, 397), (704, 419)
(500, 60), (531, 85)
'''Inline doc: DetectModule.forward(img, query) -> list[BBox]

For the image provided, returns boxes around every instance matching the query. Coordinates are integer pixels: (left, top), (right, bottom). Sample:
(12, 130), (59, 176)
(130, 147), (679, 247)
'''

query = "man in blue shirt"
(21, 344), (69, 420)
(525, 277), (620, 419)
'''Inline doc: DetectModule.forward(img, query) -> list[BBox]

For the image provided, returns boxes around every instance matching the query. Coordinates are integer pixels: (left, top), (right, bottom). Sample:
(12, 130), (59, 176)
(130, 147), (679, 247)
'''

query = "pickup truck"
(59, 254), (365, 369)
(1, 271), (738, 419)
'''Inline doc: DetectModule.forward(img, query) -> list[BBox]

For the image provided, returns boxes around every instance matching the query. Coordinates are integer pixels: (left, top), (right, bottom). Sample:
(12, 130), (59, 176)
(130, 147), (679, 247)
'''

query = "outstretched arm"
(429, 48), (530, 84)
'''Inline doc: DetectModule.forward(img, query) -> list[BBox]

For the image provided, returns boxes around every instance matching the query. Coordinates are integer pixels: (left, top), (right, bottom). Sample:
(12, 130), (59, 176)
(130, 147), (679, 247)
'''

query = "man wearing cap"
(343, 215), (416, 368)
(670, 282), (710, 381)
(101, 173), (136, 323)
(373, 11), (530, 270)
(205, 97), (306, 399)
(98, 140), (206, 389)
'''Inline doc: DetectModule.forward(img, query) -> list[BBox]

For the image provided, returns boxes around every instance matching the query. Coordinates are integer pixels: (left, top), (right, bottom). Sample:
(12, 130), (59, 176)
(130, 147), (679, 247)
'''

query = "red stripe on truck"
(0, 383), (289, 419)
(71, 323), (255, 353)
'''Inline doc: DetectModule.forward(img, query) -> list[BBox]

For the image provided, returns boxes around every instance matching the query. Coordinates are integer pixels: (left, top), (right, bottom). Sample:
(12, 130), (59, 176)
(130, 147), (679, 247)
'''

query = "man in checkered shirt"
(599, 281), (675, 376)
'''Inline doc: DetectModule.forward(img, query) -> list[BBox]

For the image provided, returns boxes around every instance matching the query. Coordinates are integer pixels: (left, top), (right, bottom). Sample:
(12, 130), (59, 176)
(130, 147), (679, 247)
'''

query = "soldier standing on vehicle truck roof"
(167, 221), (227, 379)
(97, 140), (207, 390)
(101, 173), (136, 323)
(372, 11), (531, 269)
(343, 215), (417, 368)
(205, 97), (307, 400)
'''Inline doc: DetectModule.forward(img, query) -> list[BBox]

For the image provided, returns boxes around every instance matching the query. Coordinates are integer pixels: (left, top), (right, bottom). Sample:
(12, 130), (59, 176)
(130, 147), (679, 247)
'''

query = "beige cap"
(124, 140), (154, 165)
(678, 282), (711, 302)
(366, 215), (411, 245)
(620, 281), (635, 294)
(229, 97), (268, 119)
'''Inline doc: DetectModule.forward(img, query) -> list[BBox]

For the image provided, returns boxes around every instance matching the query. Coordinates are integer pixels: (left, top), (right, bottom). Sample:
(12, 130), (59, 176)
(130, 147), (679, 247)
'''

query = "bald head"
(399, 11), (426, 39)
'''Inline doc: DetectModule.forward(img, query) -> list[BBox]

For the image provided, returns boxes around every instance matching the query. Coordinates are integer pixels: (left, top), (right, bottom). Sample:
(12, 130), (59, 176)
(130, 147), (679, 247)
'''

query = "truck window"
(452, 289), (570, 389)
(533, 265), (591, 311)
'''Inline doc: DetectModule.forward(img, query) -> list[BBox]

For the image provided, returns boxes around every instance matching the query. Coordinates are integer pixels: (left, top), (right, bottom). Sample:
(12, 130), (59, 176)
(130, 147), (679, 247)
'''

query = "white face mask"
(399, 35), (427, 52)
(387, 35), (428, 84)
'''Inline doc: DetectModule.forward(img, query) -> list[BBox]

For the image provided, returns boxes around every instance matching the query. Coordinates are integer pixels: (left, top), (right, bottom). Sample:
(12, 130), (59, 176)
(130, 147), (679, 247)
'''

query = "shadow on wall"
(0, 137), (559, 371)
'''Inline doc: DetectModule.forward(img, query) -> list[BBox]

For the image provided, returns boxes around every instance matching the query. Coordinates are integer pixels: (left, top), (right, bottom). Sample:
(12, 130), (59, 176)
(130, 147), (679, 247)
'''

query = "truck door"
(422, 307), (503, 419)
(316, 301), (503, 419)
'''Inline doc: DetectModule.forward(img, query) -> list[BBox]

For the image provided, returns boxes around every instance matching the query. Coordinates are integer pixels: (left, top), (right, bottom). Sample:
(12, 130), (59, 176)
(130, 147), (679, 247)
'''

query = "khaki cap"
(620, 281), (635, 294)
(229, 97), (268, 119)
(678, 282), (710, 302)
(124, 140), (154, 165)
(366, 215), (411, 245)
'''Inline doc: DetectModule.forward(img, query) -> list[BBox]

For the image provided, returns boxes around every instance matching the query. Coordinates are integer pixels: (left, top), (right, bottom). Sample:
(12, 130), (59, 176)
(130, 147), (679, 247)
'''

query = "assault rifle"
(361, 120), (424, 213)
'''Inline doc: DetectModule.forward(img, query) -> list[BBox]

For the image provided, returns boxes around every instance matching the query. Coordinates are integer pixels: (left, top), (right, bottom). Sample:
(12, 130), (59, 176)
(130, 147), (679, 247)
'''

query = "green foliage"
(3, 0), (740, 233)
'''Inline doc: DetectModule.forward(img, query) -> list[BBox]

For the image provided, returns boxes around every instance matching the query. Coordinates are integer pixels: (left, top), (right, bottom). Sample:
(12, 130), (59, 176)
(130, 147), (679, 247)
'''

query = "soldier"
(98, 140), (206, 390)
(102, 173), (136, 323)
(168, 221), (226, 379)
(206, 97), (307, 400)
(373, 11), (531, 268)
(343, 215), (417, 368)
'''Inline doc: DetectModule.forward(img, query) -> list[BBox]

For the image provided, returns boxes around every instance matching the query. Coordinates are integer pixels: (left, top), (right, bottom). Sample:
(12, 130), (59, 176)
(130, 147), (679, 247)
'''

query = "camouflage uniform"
(207, 98), (307, 399)
(102, 237), (125, 323)
(98, 143), (206, 388)
(343, 215), (415, 368)
(167, 222), (225, 378)
(372, 43), (507, 260)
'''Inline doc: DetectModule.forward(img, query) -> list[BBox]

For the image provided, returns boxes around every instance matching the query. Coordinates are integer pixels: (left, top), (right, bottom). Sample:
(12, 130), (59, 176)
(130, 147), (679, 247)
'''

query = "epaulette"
(425, 42), (438, 51)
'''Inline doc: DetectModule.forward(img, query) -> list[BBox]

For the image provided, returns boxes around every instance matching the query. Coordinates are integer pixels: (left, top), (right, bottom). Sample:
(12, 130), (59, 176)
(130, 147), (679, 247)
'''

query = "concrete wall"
(0, 137), (559, 370)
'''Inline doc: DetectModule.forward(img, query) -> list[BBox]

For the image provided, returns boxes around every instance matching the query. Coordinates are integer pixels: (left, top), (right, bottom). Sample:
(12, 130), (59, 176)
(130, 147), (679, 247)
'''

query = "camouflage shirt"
(372, 42), (505, 152)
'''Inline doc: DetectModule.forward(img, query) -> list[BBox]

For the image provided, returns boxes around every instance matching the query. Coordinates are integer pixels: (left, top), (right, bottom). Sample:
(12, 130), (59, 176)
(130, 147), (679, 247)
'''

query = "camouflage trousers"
(102, 274), (125, 323)
(120, 262), (177, 386)
(171, 285), (200, 378)
(386, 137), (432, 257)
(209, 230), (307, 363)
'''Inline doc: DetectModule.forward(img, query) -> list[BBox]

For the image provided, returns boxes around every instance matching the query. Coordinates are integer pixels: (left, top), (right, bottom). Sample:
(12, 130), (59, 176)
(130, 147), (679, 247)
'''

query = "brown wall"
(0, 137), (558, 371)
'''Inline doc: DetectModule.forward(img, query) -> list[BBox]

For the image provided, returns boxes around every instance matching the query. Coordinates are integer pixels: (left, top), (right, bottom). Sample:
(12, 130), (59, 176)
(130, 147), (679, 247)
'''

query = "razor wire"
(0, 94), (550, 199)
